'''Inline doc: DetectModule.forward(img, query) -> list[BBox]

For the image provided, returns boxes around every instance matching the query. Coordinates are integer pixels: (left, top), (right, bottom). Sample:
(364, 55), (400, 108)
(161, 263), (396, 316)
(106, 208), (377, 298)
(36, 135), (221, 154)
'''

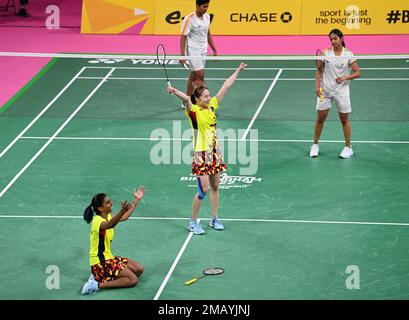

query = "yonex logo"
(87, 59), (180, 65)
(88, 59), (126, 64)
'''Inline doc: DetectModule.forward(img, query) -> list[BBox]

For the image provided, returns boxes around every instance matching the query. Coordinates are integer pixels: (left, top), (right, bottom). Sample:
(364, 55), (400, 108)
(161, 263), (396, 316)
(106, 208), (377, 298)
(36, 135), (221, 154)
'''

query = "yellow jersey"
(185, 96), (219, 152)
(89, 214), (115, 266)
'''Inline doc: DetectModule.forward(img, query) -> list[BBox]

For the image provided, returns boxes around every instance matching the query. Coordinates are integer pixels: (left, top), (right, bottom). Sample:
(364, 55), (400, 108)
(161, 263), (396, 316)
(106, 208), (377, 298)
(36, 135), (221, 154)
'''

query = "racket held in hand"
(156, 43), (172, 90)
(316, 48), (323, 72)
(182, 60), (191, 71)
(316, 49), (324, 102)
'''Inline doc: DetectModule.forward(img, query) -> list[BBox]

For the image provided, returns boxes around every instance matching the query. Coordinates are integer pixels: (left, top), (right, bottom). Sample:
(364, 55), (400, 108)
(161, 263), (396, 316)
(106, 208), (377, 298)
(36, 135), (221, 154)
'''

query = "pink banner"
(0, 0), (82, 28)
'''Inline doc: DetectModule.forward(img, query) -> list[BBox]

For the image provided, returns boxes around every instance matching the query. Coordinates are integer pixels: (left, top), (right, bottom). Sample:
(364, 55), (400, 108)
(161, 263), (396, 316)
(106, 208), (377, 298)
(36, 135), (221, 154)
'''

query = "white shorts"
(316, 91), (351, 113)
(186, 47), (207, 72)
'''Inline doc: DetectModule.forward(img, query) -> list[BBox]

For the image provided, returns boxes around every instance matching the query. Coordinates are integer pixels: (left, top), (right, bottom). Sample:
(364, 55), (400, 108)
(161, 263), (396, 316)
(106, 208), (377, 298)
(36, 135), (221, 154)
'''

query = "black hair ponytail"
(83, 205), (94, 224)
(83, 193), (106, 224)
(329, 28), (345, 47)
(190, 94), (197, 104)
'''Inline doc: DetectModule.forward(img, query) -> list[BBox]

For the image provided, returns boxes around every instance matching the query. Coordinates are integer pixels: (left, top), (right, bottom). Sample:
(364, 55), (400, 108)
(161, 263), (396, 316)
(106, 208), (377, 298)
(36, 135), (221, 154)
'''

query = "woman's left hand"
(134, 185), (145, 202)
(238, 63), (248, 71)
(167, 86), (176, 95)
(335, 76), (347, 84)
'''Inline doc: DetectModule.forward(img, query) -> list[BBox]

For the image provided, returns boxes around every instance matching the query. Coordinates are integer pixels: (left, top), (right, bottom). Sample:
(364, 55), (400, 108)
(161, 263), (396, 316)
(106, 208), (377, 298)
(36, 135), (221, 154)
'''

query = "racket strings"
(203, 267), (224, 275)
(157, 52), (166, 66)
(156, 44), (171, 86)
(156, 44), (166, 66)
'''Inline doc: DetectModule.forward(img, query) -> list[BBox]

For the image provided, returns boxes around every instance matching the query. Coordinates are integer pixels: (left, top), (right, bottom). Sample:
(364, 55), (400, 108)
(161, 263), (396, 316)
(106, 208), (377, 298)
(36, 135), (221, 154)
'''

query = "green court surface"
(0, 57), (408, 300)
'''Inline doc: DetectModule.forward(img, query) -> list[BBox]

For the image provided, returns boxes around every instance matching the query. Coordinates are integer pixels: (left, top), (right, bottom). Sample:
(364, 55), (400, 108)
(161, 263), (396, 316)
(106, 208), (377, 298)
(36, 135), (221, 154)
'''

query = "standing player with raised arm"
(179, 0), (217, 108)
(167, 63), (247, 235)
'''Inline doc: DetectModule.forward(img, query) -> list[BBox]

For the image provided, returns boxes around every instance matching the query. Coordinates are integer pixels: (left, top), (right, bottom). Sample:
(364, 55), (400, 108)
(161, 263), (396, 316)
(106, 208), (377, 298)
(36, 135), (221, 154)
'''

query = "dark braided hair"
(83, 193), (106, 224)
(329, 29), (345, 47)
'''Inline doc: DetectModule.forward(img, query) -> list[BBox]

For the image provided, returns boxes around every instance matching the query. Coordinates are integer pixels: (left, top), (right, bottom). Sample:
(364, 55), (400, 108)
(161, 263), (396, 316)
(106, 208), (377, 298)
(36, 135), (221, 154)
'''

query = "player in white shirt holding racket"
(180, 0), (217, 108)
(310, 29), (361, 159)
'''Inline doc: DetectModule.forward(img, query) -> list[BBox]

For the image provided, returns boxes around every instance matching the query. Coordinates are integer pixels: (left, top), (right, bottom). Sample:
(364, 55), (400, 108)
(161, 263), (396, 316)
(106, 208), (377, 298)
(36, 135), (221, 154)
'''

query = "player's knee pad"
(197, 178), (207, 200)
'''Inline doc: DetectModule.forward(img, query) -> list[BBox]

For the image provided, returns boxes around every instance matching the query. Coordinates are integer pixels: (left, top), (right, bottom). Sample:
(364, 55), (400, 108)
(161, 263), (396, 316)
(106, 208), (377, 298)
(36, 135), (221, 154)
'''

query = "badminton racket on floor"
(184, 267), (224, 286)
(316, 48), (324, 102)
(157, 43), (172, 91)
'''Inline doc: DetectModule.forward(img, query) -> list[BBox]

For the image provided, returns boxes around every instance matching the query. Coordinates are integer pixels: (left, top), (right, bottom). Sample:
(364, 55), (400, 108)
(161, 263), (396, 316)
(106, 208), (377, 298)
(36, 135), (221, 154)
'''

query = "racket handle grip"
(167, 81), (173, 95)
(184, 278), (198, 285)
(319, 87), (323, 102)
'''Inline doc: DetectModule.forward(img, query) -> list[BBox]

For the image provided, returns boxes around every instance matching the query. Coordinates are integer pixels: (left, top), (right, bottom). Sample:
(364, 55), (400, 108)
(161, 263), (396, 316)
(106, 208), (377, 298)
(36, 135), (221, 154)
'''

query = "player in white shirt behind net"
(179, 0), (218, 108)
(310, 28), (361, 159)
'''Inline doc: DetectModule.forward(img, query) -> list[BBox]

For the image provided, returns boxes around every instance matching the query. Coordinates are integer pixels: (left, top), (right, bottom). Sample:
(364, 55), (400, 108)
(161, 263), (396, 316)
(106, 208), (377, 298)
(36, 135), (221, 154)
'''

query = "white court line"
(277, 78), (409, 81)
(3, 52), (407, 60)
(0, 67), (86, 160)
(20, 136), (409, 144)
(1, 215), (409, 227)
(279, 78), (409, 81)
(153, 229), (195, 300)
(0, 215), (186, 219)
(76, 76), (409, 81)
(87, 67), (295, 70)
(241, 68), (282, 141)
(21, 136), (192, 141)
(84, 66), (409, 71)
(0, 68), (115, 199)
(78, 77), (273, 81)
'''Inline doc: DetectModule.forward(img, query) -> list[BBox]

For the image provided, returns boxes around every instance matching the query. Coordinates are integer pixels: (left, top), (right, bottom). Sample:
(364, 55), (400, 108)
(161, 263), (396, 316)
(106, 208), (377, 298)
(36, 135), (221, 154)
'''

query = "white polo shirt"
(181, 11), (210, 52)
(321, 47), (357, 96)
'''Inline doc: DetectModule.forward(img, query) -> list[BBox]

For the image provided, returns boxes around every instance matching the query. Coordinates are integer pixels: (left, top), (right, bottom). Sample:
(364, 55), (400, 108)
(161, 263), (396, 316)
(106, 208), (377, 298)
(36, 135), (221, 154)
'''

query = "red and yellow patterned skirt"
(91, 256), (128, 283)
(192, 139), (226, 176)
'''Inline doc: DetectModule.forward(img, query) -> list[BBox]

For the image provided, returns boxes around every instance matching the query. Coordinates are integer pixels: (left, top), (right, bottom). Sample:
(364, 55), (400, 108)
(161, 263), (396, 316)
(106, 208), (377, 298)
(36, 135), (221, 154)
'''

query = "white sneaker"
(339, 146), (353, 159)
(309, 144), (319, 157)
(187, 219), (205, 235)
(209, 217), (224, 230)
(81, 278), (99, 295)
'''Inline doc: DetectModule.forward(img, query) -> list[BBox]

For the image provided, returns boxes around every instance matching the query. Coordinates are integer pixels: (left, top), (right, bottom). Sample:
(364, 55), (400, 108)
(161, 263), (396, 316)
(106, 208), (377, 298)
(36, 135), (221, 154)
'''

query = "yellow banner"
(80, 0), (409, 35)
(301, 0), (409, 35)
(154, 0), (302, 35)
(81, 0), (154, 34)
